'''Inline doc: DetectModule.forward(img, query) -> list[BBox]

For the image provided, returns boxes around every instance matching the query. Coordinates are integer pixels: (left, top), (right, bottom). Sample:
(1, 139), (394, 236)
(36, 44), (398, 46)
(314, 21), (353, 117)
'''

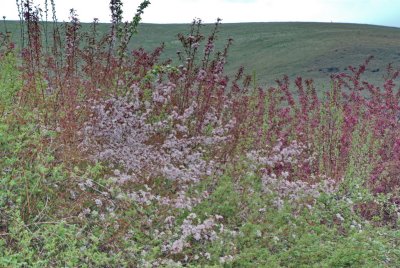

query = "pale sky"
(2, 0), (400, 27)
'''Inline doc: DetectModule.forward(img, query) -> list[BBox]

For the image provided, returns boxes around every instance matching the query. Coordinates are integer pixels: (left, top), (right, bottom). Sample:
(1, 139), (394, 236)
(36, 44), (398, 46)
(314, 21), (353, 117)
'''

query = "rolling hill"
(3, 21), (400, 88)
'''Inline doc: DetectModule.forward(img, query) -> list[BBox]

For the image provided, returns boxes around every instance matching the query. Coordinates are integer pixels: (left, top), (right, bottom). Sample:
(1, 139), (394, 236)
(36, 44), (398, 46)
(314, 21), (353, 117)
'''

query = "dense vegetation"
(1, 0), (400, 267)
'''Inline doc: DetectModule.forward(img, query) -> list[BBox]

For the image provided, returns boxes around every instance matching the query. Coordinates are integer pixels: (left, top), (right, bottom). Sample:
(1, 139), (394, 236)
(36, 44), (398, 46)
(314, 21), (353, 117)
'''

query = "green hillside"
(3, 20), (400, 87)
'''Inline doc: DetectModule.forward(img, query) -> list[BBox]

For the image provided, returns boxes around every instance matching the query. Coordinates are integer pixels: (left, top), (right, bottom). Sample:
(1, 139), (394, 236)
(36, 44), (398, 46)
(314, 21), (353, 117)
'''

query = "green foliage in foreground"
(0, 52), (22, 116)
(1, 145), (400, 267)
(0, 112), (399, 267)
(1, 51), (400, 268)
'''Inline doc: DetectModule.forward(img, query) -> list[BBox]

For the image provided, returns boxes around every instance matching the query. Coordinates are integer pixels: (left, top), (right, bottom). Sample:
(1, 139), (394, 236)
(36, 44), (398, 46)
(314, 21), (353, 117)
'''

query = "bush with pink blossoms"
(3, 1), (400, 266)
(80, 94), (231, 186)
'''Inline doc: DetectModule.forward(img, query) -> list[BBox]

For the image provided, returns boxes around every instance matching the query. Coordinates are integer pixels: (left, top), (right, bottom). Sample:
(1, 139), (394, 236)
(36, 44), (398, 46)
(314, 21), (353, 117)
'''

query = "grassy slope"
(4, 20), (400, 87)
(133, 22), (400, 88)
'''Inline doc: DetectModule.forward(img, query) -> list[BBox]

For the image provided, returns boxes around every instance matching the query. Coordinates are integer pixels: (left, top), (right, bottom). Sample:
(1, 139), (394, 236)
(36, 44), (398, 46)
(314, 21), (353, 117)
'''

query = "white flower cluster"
(162, 213), (223, 254)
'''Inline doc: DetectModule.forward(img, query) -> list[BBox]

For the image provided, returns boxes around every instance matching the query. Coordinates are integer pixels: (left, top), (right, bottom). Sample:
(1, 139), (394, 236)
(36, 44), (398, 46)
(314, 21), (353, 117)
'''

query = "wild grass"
(1, 0), (400, 267)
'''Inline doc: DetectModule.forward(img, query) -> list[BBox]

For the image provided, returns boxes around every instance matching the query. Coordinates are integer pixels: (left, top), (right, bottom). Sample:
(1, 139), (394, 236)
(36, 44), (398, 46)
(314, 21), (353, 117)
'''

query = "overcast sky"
(2, 0), (400, 27)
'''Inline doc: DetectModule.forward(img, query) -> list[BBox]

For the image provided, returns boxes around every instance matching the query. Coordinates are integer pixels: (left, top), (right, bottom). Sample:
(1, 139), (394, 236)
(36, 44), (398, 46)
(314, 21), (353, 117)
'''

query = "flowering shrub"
(162, 213), (223, 255)
(246, 140), (337, 211)
(80, 93), (232, 187)
(2, 0), (400, 266)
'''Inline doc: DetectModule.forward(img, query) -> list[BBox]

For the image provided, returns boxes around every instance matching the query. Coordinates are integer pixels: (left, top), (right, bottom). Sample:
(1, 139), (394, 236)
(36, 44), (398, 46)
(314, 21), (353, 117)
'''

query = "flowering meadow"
(1, 1), (400, 267)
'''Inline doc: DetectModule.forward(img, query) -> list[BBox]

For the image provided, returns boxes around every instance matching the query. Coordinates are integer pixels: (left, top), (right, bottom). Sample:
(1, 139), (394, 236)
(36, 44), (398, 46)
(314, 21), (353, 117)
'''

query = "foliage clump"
(1, 0), (400, 267)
